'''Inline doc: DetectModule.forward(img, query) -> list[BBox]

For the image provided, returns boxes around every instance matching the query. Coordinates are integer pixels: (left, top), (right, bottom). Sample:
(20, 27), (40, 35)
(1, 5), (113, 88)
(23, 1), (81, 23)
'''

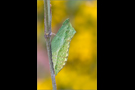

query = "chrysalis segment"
(51, 18), (76, 75)
(54, 41), (70, 75)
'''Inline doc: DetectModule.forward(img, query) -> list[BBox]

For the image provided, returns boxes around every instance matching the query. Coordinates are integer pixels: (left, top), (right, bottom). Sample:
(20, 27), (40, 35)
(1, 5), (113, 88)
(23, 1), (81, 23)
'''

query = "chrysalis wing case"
(51, 18), (76, 75)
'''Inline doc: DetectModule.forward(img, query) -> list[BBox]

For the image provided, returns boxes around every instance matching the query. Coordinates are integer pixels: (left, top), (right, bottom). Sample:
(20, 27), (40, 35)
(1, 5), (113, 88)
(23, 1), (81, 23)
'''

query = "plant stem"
(43, 0), (57, 90)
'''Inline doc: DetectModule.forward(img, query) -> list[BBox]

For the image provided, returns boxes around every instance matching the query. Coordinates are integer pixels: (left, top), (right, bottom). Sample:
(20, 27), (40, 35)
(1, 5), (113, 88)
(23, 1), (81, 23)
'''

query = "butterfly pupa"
(51, 18), (76, 75)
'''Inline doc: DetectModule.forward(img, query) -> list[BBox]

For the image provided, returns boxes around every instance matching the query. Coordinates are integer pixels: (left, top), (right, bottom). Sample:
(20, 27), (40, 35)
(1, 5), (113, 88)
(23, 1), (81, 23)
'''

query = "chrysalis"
(51, 18), (76, 75)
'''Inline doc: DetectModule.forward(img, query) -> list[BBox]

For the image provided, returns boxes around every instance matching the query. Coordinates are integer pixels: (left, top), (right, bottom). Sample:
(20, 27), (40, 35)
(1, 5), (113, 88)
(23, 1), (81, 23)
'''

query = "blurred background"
(37, 0), (97, 89)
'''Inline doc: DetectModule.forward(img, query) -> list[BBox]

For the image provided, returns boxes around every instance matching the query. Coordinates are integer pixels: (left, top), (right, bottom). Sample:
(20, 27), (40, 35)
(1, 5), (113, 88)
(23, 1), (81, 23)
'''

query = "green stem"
(43, 0), (57, 90)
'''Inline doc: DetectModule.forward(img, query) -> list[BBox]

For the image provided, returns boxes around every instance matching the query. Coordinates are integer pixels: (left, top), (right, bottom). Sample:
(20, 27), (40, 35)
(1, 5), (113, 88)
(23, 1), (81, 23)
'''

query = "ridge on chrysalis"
(51, 18), (76, 75)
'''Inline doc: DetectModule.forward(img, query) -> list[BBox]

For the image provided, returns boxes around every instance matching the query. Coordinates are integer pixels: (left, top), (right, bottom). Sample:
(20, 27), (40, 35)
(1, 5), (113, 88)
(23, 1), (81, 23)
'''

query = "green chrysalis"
(51, 18), (76, 75)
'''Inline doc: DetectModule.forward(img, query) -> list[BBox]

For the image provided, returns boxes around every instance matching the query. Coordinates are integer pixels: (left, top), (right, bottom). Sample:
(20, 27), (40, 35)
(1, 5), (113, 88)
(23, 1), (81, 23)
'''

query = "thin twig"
(43, 0), (57, 90)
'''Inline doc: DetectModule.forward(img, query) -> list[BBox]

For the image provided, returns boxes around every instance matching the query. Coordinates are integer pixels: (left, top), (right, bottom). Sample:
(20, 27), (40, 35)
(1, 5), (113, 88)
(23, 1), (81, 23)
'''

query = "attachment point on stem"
(44, 32), (51, 38)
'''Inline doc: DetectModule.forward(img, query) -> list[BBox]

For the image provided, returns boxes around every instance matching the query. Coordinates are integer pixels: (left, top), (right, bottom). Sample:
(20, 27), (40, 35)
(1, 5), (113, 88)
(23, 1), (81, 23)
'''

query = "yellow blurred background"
(37, 0), (97, 89)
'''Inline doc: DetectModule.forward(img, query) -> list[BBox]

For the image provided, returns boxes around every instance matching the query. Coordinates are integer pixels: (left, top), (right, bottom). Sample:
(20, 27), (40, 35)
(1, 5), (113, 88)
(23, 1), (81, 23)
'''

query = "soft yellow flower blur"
(37, 0), (97, 89)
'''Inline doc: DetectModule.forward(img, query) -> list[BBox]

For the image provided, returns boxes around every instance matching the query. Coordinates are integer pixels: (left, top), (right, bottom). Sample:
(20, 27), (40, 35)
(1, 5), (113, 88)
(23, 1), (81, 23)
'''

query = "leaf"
(51, 18), (76, 75)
